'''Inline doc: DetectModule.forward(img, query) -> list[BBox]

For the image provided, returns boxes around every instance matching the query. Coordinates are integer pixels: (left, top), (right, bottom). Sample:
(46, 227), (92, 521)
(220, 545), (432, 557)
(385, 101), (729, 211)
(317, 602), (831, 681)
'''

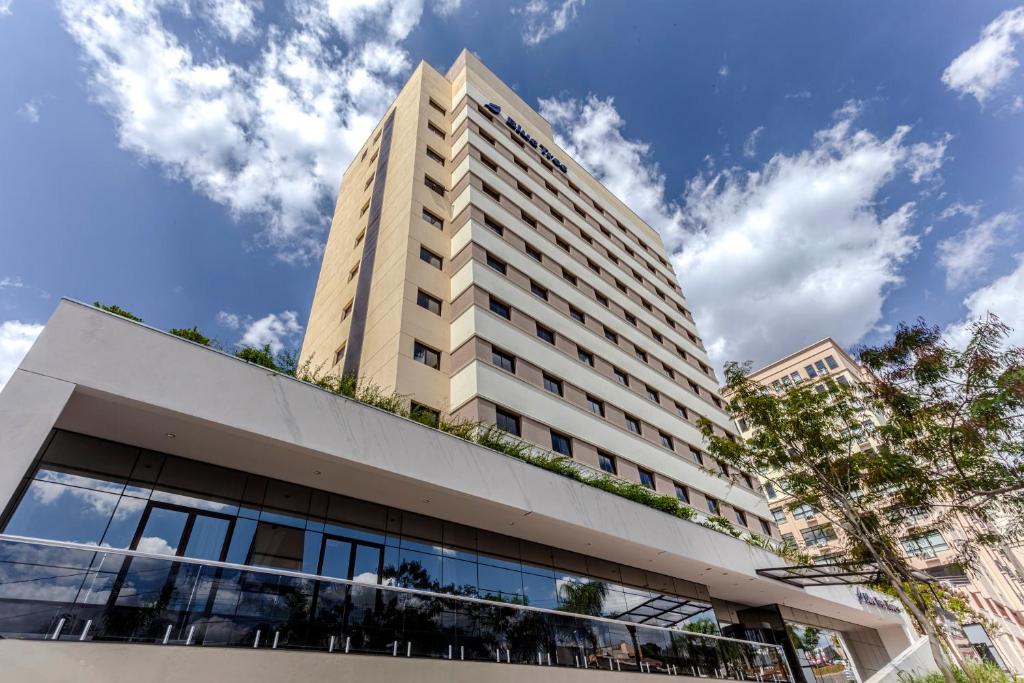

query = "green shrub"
(235, 344), (278, 370)
(169, 326), (211, 346)
(94, 302), (142, 322)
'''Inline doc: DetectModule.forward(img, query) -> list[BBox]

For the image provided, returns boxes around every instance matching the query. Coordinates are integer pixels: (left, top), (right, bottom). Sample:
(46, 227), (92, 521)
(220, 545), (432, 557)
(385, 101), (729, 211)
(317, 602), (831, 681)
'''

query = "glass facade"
(2, 430), (718, 630)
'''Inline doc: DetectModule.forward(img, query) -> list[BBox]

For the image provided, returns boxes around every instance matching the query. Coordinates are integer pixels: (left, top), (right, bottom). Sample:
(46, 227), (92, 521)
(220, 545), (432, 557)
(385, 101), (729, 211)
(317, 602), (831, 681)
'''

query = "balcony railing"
(0, 536), (791, 680)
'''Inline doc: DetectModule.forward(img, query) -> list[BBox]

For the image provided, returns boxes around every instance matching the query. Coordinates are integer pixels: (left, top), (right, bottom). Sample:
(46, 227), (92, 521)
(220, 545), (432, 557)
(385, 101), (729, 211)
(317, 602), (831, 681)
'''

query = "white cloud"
(203, 0), (261, 42)
(433, 0), (462, 16)
(743, 125), (764, 158)
(540, 95), (949, 371)
(0, 320), (44, 391)
(785, 90), (812, 100)
(17, 99), (40, 124)
(718, 65), (729, 78)
(0, 0), (12, 17)
(239, 310), (302, 353)
(938, 201), (982, 221)
(513, 0), (585, 46)
(0, 276), (25, 289)
(937, 211), (1019, 289)
(945, 254), (1024, 349)
(942, 6), (1024, 105)
(59, 0), (424, 263)
(216, 310), (242, 329)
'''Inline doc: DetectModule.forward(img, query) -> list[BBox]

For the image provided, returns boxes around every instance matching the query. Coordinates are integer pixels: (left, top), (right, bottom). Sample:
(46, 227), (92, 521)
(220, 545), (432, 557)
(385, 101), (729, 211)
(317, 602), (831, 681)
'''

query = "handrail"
(0, 534), (783, 651)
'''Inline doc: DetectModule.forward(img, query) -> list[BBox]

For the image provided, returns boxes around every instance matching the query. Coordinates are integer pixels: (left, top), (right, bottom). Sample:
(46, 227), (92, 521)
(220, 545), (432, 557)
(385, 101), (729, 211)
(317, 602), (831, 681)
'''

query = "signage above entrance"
(484, 103), (568, 174)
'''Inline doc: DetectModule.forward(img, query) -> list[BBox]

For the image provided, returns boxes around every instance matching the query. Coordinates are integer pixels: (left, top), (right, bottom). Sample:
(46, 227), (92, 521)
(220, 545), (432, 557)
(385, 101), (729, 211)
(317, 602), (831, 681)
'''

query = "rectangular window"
(517, 181), (532, 199)
(760, 519), (772, 535)
(690, 448), (704, 465)
(636, 349), (648, 363)
(482, 183), (501, 202)
(638, 468), (655, 489)
(625, 415), (641, 434)
(764, 481), (777, 498)
(489, 296), (511, 320)
(417, 289), (442, 315)
(815, 360), (828, 374)
(707, 497), (720, 515)
(341, 301), (353, 320)
(782, 533), (797, 547)
(364, 173), (374, 189)
(354, 230), (365, 247)
(791, 503), (816, 519)
(479, 130), (496, 145)
(427, 121), (445, 138)
(805, 364), (818, 378)
(659, 432), (673, 450)
(543, 374), (563, 396)
(531, 281), (548, 300)
(424, 175), (445, 196)
(901, 531), (949, 557)
(604, 327), (619, 344)
(569, 307), (585, 324)
(428, 98), (446, 115)
(348, 264), (359, 282)
(333, 344), (345, 366)
(486, 253), (507, 274)
(526, 244), (542, 261)
(802, 525), (837, 547)
(577, 348), (594, 366)
(420, 246), (442, 269)
(536, 324), (555, 344)
(598, 452), (617, 475)
(514, 157), (529, 173)
(425, 146), (445, 165)
(675, 403), (688, 419)
(742, 474), (754, 489)
(662, 364), (674, 379)
(587, 396), (605, 417)
(413, 341), (440, 369)
(550, 208), (564, 223)
(614, 368), (629, 386)
(825, 355), (839, 370)
(495, 408), (521, 436)
(735, 510), (748, 527)
(556, 237), (570, 252)
(596, 293), (609, 307)
(360, 200), (370, 216)
(674, 484), (689, 504)
(586, 259), (600, 273)
(550, 431), (572, 456)
(484, 215), (505, 235)
(480, 154), (498, 172)
(625, 312), (637, 326)
(652, 331), (663, 343)
(717, 460), (730, 477)
(410, 402), (440, 427)
(492, 347), (516, 373)
(646, 386), (659, 403)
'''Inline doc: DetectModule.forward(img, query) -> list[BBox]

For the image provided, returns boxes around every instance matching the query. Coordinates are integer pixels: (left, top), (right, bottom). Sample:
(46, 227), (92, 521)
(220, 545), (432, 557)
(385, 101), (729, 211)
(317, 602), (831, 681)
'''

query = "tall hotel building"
(0, 51), (925, 682)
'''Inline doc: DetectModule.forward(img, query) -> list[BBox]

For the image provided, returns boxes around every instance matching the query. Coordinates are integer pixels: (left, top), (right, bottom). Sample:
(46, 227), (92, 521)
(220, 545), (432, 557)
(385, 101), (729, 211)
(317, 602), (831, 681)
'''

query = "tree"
(235, 344), (300, 374)
(699, 363), (961, 683)
(168, 326), (211, 346)
(93, 302), (142, 322)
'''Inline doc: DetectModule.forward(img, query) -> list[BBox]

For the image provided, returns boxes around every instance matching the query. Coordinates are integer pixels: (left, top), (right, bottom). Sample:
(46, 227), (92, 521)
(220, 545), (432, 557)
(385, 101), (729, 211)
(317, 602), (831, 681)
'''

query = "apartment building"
(0, 52), (924, 682)
(739, 338), (1024, 675)
(301, 49), (771, 539)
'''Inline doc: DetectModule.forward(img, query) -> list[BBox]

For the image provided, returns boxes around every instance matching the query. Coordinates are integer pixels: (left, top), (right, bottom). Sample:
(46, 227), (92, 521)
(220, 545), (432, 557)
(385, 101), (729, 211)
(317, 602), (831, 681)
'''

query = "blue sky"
(1, 0), (1023, 386)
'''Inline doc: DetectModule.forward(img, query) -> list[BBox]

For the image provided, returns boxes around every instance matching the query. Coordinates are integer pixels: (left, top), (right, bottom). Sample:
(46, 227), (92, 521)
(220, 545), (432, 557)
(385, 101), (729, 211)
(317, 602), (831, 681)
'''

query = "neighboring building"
(739, 338), (1024, 675)
(301, 49), (771, 539)
(0, 52), (923, 682)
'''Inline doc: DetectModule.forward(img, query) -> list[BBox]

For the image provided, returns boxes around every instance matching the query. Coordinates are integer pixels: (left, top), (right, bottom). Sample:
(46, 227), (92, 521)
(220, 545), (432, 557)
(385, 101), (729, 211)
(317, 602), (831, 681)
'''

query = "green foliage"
(901, 662), (1013, 683)
(235, 344), (279, 370)
(168, 326), (211, 346)
(93, 302), (143, 322)
(683, 617), (720, 635)
(558, 580), (608, 617)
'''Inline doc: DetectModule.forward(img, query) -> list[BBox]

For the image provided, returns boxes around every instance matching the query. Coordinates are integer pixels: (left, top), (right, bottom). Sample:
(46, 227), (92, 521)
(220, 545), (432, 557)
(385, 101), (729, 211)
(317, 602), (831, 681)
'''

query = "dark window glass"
(638, 469), (655, 489)
(675, 403), (688, 419)
(422, 208), (444, 228)
(562, 270), (577, 286)
(614, 368), (629, 385)
(569, 308), (585, 323)
(760, 519), (772, 535)
(625, 416), (641, 434)
(496, 408), (521, 436)
(550, 431), (572, 456)
(420, 246), (442, 269)
(735, 510), (748, 527)
(707, 497), (720, 515)
(531, 282), (548, 300)
(250, 521), (305, 570)
(646, 387), (659, 402)
(482, 183), (501, 202)
(596, 293), (609, 307)
(691, 448), (704, 465)
(587, 396), (604, 417)
(492, 348), (516, 373)
(417, 289), (442, 315)
(598, 452), (617, 474)
(577, 348), (594, 366)
(659, 433), (673, 450)
(805, 364), (818, 378)
(825, 355), (839, 370)
(636, 349), (648, 363)
(674, 485), (689, 504)
(536, 324), (555, 344)
(425, 146), (445, 165)
(489, 297), (511, 320)
(486, 253), (507, 274)
(604, 327), (618, 344)
(413, 341), (440, 369)
(484, 215), (505, 235)
(424, 175), (445, 196)
(410, 402), (440, 427)
(543, 375), (563, 396)
(526, 244), (542, 261)
(625, 313), (637, 326)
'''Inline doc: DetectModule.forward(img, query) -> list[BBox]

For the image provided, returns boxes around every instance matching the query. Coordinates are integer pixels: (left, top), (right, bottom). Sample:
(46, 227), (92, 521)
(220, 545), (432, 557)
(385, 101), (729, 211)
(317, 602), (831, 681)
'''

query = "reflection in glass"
(183, 515), (229, 561)
(5, 480), (120, 545)
(249, 522), (304, 570)
(136, 507), (188, 556)
(319, 538), (352, 579)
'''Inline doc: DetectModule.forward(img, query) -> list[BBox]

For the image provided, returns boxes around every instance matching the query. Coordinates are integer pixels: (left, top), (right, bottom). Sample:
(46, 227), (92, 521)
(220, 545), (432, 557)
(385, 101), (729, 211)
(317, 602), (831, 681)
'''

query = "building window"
(638, 468), (655, 489)
(675, 403), (688, 419)
(659, 432), (673, 450)
(805, 364), (818, 378)
(360, 200), (370, 216)
(480, 154), (498, 172)
(646, 386), (659, 403)
(410, 402), (440, 428)
(526, 244), (542, 262)
(536, 324), (555, 344)
(598, 452), (617, 474)
(492, 347), (516, 373)
(421, 208), (444, 228)
(802, 525), (837, 547)
(674, 484), (689, 504)
(333, 344), (345, 366)
(424, 175), (445, 196)
(690, 448), (704, 465)
(577, 348), (594, 366)
(791, 503), (816, 520)
(341, 301), (353, 321)
(596, 293), (609, 307)
(636, 349), (648, 363)
(735, 510), (748, 527)
(569, 307), (585, 324)
(417, 290), (442, 315)
(614, 368), (629, 386)
(562, 269), (577, 286)
(489, 296), (511, 320)
(543, 374), (563, 396)
(625, 415), (641, 434)
(604, 327), (618, 344)
(531, 282), (548, 300)
(737, 418), (749, 432)
(486, 253), (507, 274)
(348, 264), (359, 282)
(354, 230), (365, 247)
(482, 183), (501, 202)
(425, 146), (445, 165)
(521, 212), (537, 229)
(625, 312), (637, 326)
(517, 181), (532, 199)
(707, 497), (720, 515)
(427, 121), (445, 138)
(782, 533), (797, 548)
(495, 408), (521, 436)
(825, 355), (839, 370)
(815, 359), (828, 374)
(413, 341), (440, 369)
(717, 460), (730, 477)
(484, 215), (505, 235)
(764, 481), (777, 499)
(901, 532), (949, 557)
(420, 246), (442, 269)
(428, 98), (446, 115)
(587, 396), (605, 417)
(551, 431), (572, 456)
(759, 519), (772, 535)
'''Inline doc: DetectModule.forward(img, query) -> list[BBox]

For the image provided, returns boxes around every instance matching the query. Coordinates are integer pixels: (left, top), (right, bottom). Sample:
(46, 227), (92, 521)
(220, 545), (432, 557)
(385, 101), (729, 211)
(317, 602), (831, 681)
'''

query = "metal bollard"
(496, 649), (501, 662)
(329, 635), (335, 653)
(449, 645), (453, 660)
(186, 626), (195, 645)
(79, 620), (92, 641)
(547, 653), (552, 666)
(51, 618), (65, 640)
(345, 636), (351, 653)
(392, 641), (398, 656)
(538, 652), (542, 666)
(505, 649), (510, 664)
(575, 655), (580, 668)
(406, 642), (411, 657)
(460, 645), (464, 661)
(163, 624), (173, 644)
(253, 630), (261, 648)
(272, 631), (280, 649)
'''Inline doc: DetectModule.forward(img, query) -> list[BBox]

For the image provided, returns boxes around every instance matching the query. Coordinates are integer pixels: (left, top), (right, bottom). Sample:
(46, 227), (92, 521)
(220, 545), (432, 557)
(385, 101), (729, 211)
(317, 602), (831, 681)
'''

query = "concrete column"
(0, 369), (74, 512)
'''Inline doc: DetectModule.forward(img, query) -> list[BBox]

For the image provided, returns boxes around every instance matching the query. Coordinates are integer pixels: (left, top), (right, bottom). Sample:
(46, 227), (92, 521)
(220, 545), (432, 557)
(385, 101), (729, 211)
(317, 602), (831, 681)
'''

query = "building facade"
(302, 49), (772, 540)
(739, 338), (1024, 675)
(0, 52), (927, 682)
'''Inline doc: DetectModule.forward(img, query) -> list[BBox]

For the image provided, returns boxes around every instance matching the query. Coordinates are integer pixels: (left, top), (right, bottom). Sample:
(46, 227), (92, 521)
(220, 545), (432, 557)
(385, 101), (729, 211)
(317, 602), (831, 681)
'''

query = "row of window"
(476, 249), (723, 416)
(472, 102), (680, 293)
(769, 355), (841, 393)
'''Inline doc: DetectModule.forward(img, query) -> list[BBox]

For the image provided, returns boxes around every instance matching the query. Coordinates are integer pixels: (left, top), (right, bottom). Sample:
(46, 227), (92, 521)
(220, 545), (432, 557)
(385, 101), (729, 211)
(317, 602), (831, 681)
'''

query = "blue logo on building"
(485, 103), (568, 174)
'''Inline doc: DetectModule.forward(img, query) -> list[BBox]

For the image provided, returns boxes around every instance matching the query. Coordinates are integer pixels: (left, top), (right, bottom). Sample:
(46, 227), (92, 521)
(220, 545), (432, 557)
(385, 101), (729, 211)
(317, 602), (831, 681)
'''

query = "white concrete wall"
(863, 637), (939, 683)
